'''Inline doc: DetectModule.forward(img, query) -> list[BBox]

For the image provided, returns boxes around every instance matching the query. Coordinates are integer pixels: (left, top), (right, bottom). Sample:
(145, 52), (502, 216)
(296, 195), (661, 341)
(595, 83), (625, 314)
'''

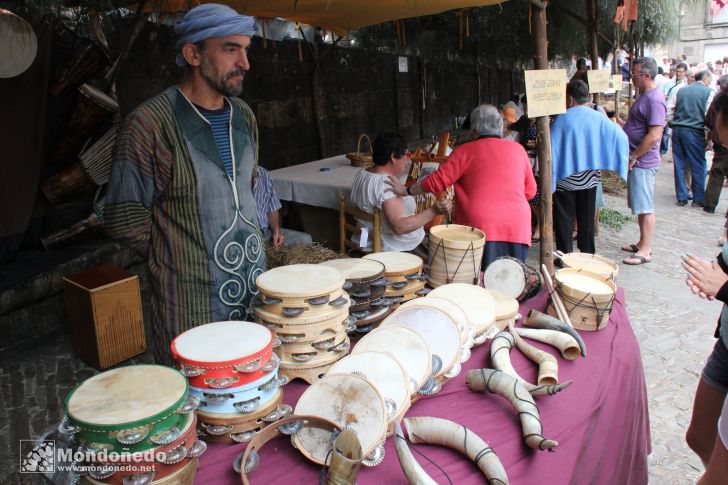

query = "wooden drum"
(483, 256), (542, 302)
(557, 251), (619, 281)
(547, 268), (616, 331)
(427, 224), (485, 287)
(485, 289), (520, 332)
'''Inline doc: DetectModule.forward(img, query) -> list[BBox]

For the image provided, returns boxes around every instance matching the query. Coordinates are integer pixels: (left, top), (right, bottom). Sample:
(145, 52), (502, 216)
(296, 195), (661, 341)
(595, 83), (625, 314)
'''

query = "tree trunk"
(533, 3), (554, 275)
(586, 0), (599, 104)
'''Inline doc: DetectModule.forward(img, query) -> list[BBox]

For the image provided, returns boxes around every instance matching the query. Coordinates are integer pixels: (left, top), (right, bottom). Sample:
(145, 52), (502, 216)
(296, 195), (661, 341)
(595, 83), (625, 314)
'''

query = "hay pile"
(601, 170), (628, 196)
(265, 242), (340, 269)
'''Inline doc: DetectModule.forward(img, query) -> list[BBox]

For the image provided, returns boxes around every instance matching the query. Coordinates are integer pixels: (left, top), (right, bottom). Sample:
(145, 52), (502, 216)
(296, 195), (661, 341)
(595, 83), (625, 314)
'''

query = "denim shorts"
(702, 337), (728, 394)
(627, 167), (658, 215)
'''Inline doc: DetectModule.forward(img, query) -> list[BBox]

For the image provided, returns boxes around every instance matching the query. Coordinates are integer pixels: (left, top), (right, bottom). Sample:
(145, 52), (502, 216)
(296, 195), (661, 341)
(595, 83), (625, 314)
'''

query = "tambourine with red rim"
(171, 321), (277, 389)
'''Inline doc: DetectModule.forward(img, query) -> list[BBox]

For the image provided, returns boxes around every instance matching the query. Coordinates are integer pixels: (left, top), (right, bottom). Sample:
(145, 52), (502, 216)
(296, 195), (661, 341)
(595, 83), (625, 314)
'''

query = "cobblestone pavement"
(1, 159), (726, 484)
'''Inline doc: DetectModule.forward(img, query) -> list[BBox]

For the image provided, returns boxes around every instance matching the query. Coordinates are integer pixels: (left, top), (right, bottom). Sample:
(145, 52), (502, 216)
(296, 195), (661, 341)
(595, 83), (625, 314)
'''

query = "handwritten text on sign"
(524, 69), (567, 118)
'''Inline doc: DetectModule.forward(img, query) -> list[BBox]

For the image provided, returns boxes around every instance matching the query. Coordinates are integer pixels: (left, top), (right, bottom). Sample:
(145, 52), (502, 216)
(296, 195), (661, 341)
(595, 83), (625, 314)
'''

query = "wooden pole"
(614, 24), (620, 119)
(586, 0), (599, 104)
(533, 2), (554, 275)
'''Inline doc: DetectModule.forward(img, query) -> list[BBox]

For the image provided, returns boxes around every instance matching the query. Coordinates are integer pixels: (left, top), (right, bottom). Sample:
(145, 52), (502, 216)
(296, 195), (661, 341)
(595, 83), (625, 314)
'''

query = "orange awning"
(145, 0), (510, 34)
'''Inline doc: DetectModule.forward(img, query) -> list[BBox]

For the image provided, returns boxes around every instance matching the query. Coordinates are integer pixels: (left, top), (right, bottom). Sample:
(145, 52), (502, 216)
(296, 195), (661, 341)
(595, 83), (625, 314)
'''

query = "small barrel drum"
(485, 289), (520, 332)
(380, 307), (463, 384)
(294, 373), (388, 466)
(547, 268), (616, 331)
(352, 325), (435, 397)
(50, 83), (119, 166)
(483, 256), (542, 302)
(171, 321), (276, 390)
(326, 351), (411, 435)
(81, 413), (206, 485)
(255, 264), (349, 318)
(196, 389), (290, 444)
(427, 224), (486, 287)
(60, 365), (198, 454)
(49, 37), (111, 96)
(427, 283), (496, 345)
(556, 252), (619, 281)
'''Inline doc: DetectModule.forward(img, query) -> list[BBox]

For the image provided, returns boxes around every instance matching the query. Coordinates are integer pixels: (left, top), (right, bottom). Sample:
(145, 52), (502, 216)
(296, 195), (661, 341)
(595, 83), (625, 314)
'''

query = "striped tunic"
(105, 87), (264, 365)
(252, 167), (282, 230)
(555, 169), (601, 192)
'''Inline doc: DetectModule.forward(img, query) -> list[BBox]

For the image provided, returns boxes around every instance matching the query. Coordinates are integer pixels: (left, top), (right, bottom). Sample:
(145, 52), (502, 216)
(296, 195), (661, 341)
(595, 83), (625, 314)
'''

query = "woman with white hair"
(387, 104), (537, 270)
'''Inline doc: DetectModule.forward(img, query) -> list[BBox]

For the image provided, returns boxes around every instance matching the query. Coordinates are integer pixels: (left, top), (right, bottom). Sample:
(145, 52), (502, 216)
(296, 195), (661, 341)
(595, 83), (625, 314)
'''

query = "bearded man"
(105, 4), (265, 364)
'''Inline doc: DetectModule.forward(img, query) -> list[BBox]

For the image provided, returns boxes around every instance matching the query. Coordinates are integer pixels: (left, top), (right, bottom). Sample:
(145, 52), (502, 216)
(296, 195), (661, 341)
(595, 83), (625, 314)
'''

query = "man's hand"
(434, 197), (453, 215)
(384, 175), (408, 196)
(615, 116), (626, 127)
(628, 154), (638, 169)
(271, 229), (284, 247)
(682, 254), (728, 300)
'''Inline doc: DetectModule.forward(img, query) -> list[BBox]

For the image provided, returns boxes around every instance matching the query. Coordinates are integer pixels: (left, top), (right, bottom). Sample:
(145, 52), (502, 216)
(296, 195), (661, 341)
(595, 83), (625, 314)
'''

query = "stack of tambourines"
(171, 321), (290, 445)
(253, 264), (352, 383)
(265, 281), (502, 470)
(547, 254), (618, 331)
(58, 365), (206, 485)
(319, 258), (393, 333)
(362, 252), (429, 307)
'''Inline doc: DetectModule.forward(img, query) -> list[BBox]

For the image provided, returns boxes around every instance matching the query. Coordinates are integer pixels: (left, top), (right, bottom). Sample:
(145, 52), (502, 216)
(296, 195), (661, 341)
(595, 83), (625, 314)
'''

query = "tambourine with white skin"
(352, 325), (437, 397)
(81, 413), (206, 485)
(362, 252), (427, 297)
(548, 268), (616, 331)
(320, 258), (387, 310)
(83, 457), (199, 485)
(189, 359), (287, 415)
(171, 321), (277, 390)
(483, 256), (542, 302)
(256, 304), (354, 342)
(399, 297), (474, 356)
(485, 289), (520, 332)
(196, 388), (292, 444)
(326, 351), (411, 435)
(275, 334), (350, 364)
(235, 415), (343, 485)
(255, 264), (349, 318)
(60, 365), (198, 454)
(427, 283), (496, 345)
(294, 373), (389, 466)
(555, 251), (618, 281)
(380, 307), (463, 383)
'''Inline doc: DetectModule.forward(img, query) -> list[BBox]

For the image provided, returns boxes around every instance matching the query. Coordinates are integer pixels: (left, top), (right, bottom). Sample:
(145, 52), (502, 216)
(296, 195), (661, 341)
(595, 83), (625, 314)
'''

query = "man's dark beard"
(201, 66), (246, 97)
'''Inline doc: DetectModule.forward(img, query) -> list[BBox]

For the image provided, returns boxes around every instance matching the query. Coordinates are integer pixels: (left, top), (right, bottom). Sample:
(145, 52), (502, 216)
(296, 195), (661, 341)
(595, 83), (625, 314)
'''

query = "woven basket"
(346, 134), (373, 168)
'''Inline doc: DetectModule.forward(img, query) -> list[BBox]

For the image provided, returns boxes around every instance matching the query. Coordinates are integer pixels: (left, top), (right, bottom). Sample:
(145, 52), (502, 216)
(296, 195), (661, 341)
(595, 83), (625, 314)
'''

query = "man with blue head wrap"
(105, 4), (266, 364)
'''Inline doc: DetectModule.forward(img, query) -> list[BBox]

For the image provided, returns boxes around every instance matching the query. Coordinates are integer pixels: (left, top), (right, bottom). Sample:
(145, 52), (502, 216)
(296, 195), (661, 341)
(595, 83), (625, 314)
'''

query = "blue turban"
(174, 4), (257, 66)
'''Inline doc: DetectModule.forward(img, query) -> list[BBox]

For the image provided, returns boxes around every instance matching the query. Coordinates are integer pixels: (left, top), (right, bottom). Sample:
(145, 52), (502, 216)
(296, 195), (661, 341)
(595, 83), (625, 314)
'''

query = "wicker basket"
(346, 134), (373, 168)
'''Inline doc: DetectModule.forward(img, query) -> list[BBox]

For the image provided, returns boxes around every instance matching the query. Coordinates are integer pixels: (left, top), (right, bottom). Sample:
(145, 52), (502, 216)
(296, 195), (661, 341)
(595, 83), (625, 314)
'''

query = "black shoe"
(704, 206), (716, 214)
(677, 200), (688, 206)
(692, 201), (705, 208)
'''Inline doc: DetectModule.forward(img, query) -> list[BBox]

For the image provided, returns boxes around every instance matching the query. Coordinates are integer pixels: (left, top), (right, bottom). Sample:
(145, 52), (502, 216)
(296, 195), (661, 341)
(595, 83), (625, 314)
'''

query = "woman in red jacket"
(387, 104), (537, 270)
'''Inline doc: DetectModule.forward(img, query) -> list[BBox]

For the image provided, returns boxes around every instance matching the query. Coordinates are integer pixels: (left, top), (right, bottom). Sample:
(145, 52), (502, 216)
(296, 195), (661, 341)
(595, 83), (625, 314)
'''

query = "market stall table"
(196, 287), (650, 485)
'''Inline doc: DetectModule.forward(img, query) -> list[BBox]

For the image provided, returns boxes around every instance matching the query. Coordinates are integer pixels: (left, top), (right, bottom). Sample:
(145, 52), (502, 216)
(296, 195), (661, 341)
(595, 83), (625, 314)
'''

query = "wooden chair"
(339, 194), (382, 255)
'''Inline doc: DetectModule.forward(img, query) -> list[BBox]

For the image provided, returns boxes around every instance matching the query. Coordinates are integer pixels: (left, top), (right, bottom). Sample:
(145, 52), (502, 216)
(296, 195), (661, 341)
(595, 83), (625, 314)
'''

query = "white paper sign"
(587, 70), (612, 93)
(524, 69), (567, 118)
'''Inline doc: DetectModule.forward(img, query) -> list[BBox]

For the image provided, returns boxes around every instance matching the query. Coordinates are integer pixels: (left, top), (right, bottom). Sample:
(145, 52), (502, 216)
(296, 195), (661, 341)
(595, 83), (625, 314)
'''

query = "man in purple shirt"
(616, 57), (667, 265)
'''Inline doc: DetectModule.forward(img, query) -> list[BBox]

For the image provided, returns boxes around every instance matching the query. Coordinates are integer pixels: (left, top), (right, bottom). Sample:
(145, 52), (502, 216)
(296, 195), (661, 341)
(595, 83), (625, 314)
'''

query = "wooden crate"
(63, 265), (146, 369)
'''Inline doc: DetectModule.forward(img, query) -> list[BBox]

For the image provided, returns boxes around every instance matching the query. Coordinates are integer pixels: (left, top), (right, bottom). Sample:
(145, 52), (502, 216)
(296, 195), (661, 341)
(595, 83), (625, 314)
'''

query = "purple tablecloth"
(195, 287), (650, 484)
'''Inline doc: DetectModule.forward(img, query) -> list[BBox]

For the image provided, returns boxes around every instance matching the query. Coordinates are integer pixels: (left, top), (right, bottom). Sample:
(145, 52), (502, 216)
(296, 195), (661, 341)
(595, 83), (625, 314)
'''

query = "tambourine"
(171, 321), (276, 389)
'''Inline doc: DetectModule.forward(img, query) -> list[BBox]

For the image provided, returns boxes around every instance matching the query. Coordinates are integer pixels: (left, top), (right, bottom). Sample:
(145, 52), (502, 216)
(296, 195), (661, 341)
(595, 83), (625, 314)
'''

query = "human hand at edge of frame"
(384, 175), (408, 197)
(682, 254), (728, 300)
(271, 229), (284, 247)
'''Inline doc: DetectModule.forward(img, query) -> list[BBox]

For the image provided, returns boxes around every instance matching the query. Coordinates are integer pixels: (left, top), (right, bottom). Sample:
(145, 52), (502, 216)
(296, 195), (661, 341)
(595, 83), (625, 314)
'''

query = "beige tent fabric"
(146, 0), (509, 34)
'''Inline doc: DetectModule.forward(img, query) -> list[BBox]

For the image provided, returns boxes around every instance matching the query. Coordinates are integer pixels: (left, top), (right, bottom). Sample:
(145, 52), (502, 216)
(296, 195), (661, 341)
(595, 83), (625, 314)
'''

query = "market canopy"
(145, 0), (510, 34)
